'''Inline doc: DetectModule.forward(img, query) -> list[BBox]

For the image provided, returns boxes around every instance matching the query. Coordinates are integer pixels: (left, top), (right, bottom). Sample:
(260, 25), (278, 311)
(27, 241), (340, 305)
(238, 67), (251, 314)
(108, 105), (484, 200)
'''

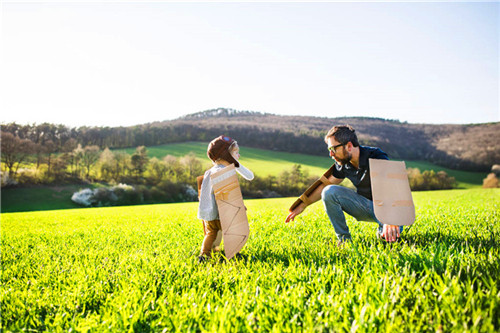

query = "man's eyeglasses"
(328, 143), (344, 154)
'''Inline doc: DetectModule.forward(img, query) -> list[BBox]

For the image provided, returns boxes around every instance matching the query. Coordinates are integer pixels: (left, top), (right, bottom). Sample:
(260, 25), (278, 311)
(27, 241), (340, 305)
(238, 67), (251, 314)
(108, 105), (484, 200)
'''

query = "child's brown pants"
(200, 219), (222, 256)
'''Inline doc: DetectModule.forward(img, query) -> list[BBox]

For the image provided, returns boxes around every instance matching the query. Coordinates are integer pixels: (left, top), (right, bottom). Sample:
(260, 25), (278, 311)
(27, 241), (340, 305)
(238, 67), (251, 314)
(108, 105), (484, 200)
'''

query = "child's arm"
(236, 163), (254, 181)
(197, 171), (218, 221)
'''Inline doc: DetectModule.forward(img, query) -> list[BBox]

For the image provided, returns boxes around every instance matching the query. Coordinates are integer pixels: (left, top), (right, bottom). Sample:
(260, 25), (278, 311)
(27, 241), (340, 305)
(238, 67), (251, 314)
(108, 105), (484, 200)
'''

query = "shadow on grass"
(211, 229), (500, 275)
(402, 229), (500, 249)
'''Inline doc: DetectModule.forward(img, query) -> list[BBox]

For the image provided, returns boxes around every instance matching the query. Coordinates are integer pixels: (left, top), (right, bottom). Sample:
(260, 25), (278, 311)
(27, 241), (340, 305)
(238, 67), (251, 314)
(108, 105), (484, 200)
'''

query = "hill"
(164, 109), (500, 171)
(2, 108), (499, 172)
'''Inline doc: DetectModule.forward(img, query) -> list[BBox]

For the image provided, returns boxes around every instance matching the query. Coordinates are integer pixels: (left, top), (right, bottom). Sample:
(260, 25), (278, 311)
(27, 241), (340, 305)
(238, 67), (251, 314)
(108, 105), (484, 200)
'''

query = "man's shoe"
(198, 255), (209, 263)
(337, 237), (352, 247)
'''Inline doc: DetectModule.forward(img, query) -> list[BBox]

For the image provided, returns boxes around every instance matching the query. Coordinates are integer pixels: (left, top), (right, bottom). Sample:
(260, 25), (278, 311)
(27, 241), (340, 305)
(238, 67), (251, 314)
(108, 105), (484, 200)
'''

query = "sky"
(0, 1), (498, 127)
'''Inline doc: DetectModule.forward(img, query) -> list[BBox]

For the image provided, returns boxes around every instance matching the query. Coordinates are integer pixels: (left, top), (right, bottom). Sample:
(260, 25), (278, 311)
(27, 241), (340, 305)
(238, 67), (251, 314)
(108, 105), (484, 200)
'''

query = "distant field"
(1, 184), (93, 213)
(119, 142), (486, 188)
(119, 142), (333, 178)
(2, 189), (499, 331)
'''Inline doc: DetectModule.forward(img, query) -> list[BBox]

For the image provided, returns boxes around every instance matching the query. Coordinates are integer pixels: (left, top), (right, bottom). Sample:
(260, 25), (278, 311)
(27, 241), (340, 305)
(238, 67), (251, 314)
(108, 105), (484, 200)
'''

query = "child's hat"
(207, 135), (239, 167)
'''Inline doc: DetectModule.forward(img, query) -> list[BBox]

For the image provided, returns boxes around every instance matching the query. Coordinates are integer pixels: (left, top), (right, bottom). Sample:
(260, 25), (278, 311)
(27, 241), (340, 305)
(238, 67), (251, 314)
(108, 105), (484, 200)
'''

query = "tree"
(278, 170), (291, 194)
(407, 168), (424, 190)
(43, 140), (56, 177)
(483, 173), (499, 188)
(131, 146), (148, 179)
(81, 145), (101, 179)
(113, 152), (131, 181)
(491, 165), (500, 177)
(179, 153), (203, 184)
(51, 155), (70, 181)
(163, 155), (183, 182)
(0, 132), (36, 176)
(148, 157), (167, 184)
(98, 148), (115, 181)
(72, 144), (85, 178)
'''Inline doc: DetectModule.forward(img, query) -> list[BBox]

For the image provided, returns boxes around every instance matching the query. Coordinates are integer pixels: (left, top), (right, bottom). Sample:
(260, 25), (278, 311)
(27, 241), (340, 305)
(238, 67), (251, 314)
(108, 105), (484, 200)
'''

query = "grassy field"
(0, 184), (106, 213)
(1, 143), (487, 213)
(119, 142), (333, 178)
(119, 142), (487, 188)
(2, 188), (499, 332)
(0, 184), (94, 213)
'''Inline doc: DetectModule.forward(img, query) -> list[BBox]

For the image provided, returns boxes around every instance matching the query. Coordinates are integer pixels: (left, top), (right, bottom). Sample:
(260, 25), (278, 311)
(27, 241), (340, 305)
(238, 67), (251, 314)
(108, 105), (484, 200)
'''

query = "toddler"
(197, 135), (254, 261)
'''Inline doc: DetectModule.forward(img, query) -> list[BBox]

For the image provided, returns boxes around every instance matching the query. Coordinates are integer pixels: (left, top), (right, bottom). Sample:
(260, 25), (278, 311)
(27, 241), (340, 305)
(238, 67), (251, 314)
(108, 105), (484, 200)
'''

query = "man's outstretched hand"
(381, 224), (400, 242)
(285, 204), (305, 223)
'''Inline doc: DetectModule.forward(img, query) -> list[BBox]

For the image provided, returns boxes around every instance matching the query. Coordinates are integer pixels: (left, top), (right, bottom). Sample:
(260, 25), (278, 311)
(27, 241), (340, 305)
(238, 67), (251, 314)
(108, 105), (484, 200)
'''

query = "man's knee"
(321, 185), (344, 203)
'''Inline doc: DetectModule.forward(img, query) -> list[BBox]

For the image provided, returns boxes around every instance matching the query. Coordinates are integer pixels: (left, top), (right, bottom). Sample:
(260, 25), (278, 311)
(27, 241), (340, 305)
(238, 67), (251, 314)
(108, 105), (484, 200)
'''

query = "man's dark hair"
(324, 125), (359, 147)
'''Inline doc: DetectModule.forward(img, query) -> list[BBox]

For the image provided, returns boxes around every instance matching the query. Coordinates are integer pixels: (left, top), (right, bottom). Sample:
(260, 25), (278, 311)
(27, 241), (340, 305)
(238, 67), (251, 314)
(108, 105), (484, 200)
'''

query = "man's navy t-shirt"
(331, 146), (389, 201)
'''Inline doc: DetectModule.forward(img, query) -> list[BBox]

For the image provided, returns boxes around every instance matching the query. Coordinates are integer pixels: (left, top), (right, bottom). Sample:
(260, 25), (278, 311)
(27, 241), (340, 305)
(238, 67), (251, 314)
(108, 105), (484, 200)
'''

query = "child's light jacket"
(197, 163), (254, 221)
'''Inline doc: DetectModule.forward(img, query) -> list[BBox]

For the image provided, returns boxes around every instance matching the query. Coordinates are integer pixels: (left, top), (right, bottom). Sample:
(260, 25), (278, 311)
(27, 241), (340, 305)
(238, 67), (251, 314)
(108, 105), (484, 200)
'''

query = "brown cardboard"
(369, 159), (415, 226)
(289, 165), (336, 211)
(210, 164), (250, 259)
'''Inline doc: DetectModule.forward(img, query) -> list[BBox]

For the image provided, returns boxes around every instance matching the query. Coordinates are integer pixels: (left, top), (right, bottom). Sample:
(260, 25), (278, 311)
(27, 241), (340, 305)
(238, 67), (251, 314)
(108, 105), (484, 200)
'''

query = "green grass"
(2, 188), (499, 332)
(119, 142), (487, 188)
(0, 184), (102, 213)
(119, 142), (333, 178)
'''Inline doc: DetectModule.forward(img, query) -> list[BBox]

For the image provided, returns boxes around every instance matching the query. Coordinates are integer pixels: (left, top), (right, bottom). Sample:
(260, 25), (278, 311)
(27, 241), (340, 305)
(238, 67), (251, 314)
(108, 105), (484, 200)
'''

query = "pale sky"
(1, 1), (498, 127)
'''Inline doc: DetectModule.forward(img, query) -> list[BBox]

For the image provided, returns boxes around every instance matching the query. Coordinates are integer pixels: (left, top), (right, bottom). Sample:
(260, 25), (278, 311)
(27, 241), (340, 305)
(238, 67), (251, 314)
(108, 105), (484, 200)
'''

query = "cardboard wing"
(369, 159), (415, 226)
(289, 165), (336, 212)
(210, 164), (249, 259)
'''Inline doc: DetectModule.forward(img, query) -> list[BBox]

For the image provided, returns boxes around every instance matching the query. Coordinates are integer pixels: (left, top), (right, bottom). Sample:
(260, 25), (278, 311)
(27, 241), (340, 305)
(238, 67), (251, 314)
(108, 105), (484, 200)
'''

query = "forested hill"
(2, 108), (499, 171)
(168, 109), (500, 172)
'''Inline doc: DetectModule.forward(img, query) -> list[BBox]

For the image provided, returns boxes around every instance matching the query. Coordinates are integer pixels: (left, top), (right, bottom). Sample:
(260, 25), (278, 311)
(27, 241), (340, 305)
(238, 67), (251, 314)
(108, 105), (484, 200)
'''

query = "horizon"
(2, 107), (499, 129)
(1, 2), (498, 127)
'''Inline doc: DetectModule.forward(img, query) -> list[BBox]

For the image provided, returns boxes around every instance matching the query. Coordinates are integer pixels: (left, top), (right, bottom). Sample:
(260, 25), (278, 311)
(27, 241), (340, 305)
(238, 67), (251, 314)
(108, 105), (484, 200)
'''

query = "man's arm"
(285, 174), (342, 223)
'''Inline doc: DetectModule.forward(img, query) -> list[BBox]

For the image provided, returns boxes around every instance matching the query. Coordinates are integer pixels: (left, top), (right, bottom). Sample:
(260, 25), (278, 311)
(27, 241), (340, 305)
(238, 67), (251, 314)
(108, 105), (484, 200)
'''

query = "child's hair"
(207, 135), (240, 167)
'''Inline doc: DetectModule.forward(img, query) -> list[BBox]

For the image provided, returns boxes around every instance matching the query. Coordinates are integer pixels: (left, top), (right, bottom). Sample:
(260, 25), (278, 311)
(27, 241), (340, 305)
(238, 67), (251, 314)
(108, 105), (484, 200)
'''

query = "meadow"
(119, 142), (487, 188)
(1, 188), (499, 332)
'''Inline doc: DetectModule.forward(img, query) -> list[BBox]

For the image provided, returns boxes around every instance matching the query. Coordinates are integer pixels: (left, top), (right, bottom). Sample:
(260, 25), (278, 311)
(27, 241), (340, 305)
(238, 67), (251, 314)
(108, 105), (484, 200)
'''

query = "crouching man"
(285, 125), (403, 243)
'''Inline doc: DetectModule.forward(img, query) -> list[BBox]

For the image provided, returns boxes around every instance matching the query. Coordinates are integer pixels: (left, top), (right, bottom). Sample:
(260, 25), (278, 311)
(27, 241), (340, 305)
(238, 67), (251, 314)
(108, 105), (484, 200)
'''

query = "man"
(285, 125), (402, 243)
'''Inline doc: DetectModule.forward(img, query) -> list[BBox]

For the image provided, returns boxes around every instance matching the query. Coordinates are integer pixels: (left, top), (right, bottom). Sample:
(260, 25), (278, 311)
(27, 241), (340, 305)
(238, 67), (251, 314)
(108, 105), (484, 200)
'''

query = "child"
(197, 135), (254, 262)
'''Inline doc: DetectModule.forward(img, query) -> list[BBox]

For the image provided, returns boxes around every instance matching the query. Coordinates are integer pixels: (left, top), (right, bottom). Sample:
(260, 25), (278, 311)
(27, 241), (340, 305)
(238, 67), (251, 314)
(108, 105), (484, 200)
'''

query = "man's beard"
(335, 152), (352, 166)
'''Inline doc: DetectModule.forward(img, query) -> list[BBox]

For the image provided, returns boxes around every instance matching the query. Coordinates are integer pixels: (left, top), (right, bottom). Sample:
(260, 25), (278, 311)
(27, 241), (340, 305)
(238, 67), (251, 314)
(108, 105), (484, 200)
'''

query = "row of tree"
(2, 109), (497, 172)
(1, 132), (317, 197)
(407, 168), (456, 191)
(1, 131), (457, 203)
(1, 134), (205, 187)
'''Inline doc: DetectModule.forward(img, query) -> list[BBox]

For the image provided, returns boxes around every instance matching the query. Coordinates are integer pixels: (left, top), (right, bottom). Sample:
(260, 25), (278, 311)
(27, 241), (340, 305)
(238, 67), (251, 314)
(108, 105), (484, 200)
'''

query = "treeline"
(1, 136), (206, 188)
(0, 132), (320, 199)
(241, 165), (457, 198)
(1, 127), (457, 194)
(407, 168), (456, 191)
(2, 108), (499, 173)
(1, 133), (457, 208)
(0, 121), (324, 164)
